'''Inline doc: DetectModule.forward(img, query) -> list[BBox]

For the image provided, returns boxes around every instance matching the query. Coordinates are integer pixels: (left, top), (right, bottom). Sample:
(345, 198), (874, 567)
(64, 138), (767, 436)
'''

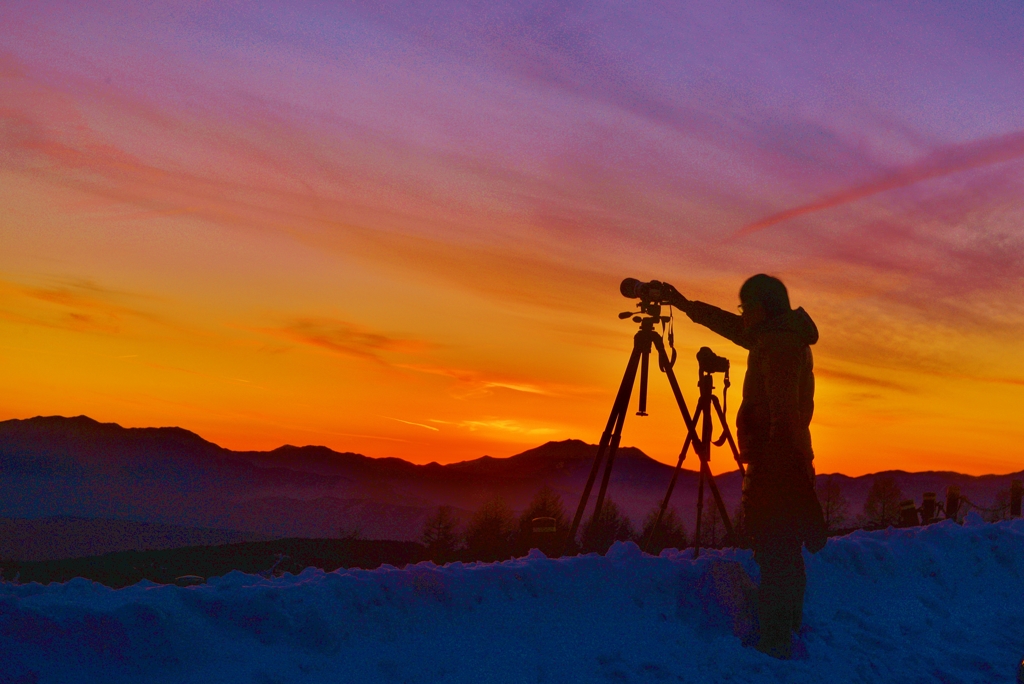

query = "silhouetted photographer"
(663, 274), (827, 659)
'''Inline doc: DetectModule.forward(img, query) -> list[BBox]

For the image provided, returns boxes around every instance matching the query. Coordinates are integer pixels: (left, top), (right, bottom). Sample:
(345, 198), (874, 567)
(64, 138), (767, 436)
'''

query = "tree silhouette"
(988, 488), (1011, 523)
(699, 500), (726, 548)
(516, 485), (569, 557)
(863, 475), (902, 527)
(816, 475), (850, 532)
(465, 497), (516, 562)
(421, 505), (460, 562)
(580, 499), (634, 554)
(639, 505), (688, 555)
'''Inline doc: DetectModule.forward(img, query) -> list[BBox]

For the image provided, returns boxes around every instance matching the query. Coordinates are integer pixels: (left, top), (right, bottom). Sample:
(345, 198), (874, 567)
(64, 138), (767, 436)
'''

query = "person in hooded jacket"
(664, 274), (826, 659)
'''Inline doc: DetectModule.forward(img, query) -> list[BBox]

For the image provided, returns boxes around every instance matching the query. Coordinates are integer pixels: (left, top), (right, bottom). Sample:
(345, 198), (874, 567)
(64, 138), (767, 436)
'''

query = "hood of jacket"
(755, 307), (819, 346)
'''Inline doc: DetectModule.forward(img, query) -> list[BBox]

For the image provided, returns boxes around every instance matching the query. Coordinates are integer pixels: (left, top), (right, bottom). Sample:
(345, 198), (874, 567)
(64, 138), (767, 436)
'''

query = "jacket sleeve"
(682, 301), (750, 349)
(763, 337), (804, 465)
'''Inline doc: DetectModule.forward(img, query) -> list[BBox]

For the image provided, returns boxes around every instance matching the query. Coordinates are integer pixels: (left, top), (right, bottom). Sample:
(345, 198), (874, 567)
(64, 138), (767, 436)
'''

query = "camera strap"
(659, 307), (677, 371)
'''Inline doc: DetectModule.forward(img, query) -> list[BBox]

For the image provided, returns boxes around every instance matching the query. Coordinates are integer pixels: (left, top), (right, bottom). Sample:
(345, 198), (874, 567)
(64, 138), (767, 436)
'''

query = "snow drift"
(2, 516), (1022, 683)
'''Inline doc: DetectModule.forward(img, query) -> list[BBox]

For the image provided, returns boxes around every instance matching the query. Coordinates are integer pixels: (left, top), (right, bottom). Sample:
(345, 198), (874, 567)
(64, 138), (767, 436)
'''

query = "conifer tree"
(639, 505), (688, 555)
(816, 475), (850, 532)
(421, 505), (460, 562)
(863, 475), (902, 527)
(465, 497), (516, 562)
(580, 499), (634, 554)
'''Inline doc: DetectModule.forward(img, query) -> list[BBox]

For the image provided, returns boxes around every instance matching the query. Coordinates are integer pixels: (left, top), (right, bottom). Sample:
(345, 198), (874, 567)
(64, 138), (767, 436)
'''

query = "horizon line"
(2, 413), (1022, 480)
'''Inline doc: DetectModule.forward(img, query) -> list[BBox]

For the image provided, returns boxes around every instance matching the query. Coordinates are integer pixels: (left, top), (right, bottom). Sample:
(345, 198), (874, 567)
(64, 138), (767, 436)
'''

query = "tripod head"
(616, 299), (679, 418)
(617, 305), (669, 324)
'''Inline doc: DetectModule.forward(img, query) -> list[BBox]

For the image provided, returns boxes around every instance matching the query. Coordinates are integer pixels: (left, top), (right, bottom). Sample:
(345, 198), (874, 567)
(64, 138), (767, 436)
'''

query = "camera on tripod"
(696, 346), (729, 375)
(620, 278), (672, 318)
(620, 277), (672, 304)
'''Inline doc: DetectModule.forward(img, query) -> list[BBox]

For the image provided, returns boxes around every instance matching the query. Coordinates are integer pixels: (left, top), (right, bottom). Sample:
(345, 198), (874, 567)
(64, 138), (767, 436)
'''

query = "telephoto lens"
(620, 278), (664, 301)
(620, 278), (644, 298)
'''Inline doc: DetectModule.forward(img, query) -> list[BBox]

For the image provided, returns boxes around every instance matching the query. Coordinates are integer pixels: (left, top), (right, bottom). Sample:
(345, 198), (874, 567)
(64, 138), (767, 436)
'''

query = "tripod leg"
(702, 459), (737, 545)
(643, 434), (692, 554)
(591, 406), (628, 536)
(693, 454), (705, 559)
(564, 344), (642, 553)
(637, 348), (650, 416)
(653, 336), (697, 436)
(711, 395), (745, 477)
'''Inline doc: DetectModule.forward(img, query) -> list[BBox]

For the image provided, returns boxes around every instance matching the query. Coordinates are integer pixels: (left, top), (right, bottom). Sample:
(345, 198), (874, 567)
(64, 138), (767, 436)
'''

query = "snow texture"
(2, 518), (1023, 683)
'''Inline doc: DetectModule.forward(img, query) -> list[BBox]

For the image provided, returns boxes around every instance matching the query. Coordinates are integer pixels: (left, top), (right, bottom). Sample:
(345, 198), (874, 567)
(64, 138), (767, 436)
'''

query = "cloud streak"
(270, 318), (432, 364)
(735, 130), (1024, 237)
(0, 277), (165, 335)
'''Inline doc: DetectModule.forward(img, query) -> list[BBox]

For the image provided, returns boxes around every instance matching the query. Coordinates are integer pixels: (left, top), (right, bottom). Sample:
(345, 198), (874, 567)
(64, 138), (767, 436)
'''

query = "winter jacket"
(681, 301), (825, 551)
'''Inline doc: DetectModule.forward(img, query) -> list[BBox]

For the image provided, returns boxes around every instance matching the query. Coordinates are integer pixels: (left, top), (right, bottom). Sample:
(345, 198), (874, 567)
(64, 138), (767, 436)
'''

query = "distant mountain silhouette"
(1, 415), (1020, 559)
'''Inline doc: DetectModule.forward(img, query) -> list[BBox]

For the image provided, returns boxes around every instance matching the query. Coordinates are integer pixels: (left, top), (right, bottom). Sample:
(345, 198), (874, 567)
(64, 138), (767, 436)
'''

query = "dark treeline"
(4, 478), (1017, 588)
(421, 485), (700, 563)
(824, 473), (1021, 532)
(0, 538), (425, 589)
(425, 475), (1023, 565)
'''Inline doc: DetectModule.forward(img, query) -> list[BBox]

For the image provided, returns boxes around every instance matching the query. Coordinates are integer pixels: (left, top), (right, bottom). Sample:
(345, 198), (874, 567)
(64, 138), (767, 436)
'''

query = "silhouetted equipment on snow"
(920, 492), (937, 525)
(899, 500), (919, 527)
(564, 280), (744, 558)
(945, 485), (962, 521)
(899, 482), (1018, 527)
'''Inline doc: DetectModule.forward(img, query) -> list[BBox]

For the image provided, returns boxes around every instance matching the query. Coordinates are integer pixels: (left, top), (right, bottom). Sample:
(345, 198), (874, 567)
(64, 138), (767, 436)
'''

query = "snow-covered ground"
(2, 515), (1022, 683)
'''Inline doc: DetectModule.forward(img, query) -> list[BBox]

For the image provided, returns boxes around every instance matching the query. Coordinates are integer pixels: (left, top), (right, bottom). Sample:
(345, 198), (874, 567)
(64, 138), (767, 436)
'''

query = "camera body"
(696, 346), (729, 374)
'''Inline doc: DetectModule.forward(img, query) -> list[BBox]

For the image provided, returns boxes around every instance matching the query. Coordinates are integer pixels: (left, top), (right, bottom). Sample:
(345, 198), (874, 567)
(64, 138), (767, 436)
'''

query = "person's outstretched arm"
(665, 286), (750, 350)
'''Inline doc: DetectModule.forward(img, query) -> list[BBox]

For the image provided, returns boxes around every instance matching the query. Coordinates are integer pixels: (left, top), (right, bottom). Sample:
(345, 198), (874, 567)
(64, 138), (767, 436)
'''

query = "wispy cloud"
(0, 277), (164, 335)
(386, 417), (439, 432)
(735, 130), (1024, 237)
(269, 318), (432, 363)
(395, 362), (597, 398)
(814, 367), (915, 393)
(429, 418), (558, 436)
(397, 363), (548, 395)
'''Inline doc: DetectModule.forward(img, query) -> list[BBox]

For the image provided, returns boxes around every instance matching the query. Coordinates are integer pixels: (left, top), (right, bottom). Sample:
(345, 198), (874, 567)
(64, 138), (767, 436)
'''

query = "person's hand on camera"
(661, 282), (691, 311)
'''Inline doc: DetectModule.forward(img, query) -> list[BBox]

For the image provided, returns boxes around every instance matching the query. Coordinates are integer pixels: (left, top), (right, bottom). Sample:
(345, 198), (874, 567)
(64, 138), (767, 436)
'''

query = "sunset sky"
(2, 1), (1023, 476)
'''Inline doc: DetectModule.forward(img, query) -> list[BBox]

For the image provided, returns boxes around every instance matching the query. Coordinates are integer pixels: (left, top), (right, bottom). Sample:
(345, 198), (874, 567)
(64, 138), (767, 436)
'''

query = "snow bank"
(2, 518), (1023, 683)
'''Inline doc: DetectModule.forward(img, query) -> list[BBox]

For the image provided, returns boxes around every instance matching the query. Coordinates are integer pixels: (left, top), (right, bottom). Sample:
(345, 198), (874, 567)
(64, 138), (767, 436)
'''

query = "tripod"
(564, 313), (745, 559)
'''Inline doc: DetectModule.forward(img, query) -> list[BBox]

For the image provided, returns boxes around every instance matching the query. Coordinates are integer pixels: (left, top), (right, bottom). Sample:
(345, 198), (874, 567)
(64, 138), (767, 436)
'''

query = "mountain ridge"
(1, 415), (1020, 556)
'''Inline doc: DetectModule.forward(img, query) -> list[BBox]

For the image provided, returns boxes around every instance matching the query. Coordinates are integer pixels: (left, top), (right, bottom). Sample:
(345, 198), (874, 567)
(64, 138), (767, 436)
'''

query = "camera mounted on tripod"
(696, 346), (729, 375)
(619, 278), (672, 319)
(618, 277), (677, 370)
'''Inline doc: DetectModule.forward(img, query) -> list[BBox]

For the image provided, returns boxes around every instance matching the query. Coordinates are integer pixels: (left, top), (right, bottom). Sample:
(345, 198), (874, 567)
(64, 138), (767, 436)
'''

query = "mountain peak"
(0, 414), (221, 455)
(508, 438), (653, 463)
